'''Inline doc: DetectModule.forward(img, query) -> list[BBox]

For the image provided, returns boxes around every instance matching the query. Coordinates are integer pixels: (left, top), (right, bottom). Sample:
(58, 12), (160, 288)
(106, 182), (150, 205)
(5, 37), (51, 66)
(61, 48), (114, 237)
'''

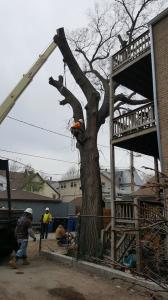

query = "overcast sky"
(0, 0), (161, 180)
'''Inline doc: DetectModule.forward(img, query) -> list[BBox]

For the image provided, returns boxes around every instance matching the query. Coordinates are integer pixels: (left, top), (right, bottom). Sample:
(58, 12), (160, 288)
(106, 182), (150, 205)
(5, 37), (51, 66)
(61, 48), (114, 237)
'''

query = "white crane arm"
(0, 41), (57, 124)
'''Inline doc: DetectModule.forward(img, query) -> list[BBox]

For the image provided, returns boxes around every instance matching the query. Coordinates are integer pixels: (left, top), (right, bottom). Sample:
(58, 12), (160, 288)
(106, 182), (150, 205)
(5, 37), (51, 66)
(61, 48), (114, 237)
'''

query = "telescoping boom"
(0, 41), (57, 124)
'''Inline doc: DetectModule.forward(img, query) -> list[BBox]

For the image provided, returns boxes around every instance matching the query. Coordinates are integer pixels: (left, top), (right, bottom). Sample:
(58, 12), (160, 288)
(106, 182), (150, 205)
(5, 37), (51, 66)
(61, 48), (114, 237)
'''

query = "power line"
(0, 155), (64, 176)
(7, 115), (110, 149)
(0, 148), (78, 165)
(6, 116), (156, 162)
(7, 116), (71, 139)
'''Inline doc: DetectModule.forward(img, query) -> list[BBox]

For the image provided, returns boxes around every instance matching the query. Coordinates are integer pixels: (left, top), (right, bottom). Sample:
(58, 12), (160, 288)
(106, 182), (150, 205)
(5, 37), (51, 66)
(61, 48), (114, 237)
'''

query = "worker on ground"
(55, 224), (67, 246)
(9, 208), (36, 269)
(41, 207), (52, 239)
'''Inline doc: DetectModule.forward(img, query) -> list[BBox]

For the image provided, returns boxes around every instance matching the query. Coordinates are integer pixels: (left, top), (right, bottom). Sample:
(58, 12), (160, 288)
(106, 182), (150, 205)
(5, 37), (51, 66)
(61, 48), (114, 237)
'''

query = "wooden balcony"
(113, 103), (155, 137)
(112, 30), (153, 99)
(112, 30), (151, 74)
(112, 103), (159, 157)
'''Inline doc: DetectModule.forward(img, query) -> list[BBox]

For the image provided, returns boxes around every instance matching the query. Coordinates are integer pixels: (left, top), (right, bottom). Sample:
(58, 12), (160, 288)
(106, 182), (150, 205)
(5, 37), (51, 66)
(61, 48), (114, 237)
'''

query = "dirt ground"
(0, 237), (165, 300)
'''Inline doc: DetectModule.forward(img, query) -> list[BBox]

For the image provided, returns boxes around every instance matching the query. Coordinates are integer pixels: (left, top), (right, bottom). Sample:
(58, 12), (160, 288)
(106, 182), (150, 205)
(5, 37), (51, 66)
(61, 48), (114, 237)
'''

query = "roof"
(0, 189), (61, 202)
(58, 177), (80, 183)
(132, 176), (159, 197)
(47, 180), (59, 191)
(57, 169), (142, 185)
(149, 7), (168, 26)
(0, 170), (59, 196)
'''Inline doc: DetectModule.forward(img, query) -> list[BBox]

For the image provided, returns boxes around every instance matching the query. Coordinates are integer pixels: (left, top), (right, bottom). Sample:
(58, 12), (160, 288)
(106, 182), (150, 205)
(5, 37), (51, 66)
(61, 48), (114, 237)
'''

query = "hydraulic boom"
(0, 41), (57, 124)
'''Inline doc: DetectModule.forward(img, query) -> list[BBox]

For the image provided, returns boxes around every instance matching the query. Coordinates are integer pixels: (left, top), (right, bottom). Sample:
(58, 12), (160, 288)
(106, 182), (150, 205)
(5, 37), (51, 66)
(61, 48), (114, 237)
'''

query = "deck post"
(109, 56), (116, 264)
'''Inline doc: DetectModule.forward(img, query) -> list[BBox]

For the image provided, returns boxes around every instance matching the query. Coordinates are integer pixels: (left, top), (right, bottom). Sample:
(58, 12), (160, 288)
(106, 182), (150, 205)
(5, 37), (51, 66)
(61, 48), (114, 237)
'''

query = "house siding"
(23, 174), (59, 199)
(58, 171), (143, 204)
(58, 178), (82, 202)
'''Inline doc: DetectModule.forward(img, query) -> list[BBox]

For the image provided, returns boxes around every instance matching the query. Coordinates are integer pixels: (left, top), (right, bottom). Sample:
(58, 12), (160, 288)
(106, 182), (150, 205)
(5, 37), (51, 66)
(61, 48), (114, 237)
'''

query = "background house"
(0, 170), (75, 222)
(57, 169), (143, 210)
(8, 171), (60, 200)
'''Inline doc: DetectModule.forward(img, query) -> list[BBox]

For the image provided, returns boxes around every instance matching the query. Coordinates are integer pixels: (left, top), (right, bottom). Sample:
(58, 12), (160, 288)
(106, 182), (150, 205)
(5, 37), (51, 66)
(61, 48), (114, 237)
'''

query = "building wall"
(153, 15), (168, 175)
(0, 200), (75, 223)
(58, 175), (111, 203)
(23, 174), (59, 200)
(58, 178), (82, 202)
(0, 175), (7, 191)
(34, 181), (59, 199)
(58, 171), (142, 204)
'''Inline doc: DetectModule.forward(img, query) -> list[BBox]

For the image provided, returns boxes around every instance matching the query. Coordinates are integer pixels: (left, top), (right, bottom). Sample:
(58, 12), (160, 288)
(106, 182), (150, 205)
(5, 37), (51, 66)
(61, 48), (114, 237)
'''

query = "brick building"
(108, 8), (168, 268)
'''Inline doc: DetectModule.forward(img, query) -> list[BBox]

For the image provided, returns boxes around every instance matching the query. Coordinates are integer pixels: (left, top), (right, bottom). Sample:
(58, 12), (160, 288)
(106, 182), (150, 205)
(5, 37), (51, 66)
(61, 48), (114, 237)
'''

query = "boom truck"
(0, 39), (58, 255)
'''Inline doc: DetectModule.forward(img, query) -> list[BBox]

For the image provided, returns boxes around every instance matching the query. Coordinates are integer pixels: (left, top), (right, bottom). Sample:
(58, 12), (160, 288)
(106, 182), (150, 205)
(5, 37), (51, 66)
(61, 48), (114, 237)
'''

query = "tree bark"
(78, 135), (103, 257)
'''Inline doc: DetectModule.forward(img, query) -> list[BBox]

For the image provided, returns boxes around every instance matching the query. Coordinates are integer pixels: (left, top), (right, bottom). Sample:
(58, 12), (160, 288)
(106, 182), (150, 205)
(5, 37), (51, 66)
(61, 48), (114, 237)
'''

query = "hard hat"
(24, 208), (33, 214)
(45, 207), (49, 211)
(79, 119), (84, 124)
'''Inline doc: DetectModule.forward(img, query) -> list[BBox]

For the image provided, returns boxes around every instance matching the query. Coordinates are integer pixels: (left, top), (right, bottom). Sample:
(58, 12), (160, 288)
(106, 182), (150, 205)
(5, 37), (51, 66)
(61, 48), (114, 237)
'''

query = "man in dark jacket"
(9, 208), (36, 269)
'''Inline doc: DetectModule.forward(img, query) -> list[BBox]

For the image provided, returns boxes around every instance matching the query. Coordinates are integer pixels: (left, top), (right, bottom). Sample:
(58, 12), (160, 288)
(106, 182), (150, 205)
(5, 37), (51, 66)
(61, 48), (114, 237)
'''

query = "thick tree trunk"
(78, 137), (103, 258)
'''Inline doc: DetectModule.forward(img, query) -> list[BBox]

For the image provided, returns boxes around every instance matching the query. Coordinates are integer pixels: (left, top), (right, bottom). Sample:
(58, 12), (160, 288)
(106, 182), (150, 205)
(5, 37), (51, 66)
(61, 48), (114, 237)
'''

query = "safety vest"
(43, 213), (52, 224)
(71, 121), (81, 129)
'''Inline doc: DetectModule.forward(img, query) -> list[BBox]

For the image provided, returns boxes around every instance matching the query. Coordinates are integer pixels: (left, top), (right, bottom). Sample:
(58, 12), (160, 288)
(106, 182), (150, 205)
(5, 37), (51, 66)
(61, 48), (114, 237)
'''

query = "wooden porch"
(112, 103), (159, 157)
(112, 30), (152, 99)
(102, 198), (163, 264)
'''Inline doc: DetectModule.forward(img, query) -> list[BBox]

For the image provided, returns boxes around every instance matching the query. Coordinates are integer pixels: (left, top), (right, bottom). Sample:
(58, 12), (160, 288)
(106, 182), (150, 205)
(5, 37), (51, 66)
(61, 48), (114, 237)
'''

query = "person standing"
(9, 208), (36, 269)
(41, 207), (52, 239)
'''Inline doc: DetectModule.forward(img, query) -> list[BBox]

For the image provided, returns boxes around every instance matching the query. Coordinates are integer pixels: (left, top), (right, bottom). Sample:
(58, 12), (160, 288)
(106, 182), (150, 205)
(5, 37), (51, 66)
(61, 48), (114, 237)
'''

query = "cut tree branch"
(49, 76), (84, 122)
(54, 28), (100, 103)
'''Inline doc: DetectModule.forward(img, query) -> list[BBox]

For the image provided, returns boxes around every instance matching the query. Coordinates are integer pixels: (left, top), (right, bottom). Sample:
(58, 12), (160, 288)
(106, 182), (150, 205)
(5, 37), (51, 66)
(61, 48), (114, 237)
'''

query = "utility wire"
(7, 115), (110, 149)
(7, 116), (71, 139)
(0, 155), (64, 176)
(0, 148), (78, 165)
(6, 116), (158, 163)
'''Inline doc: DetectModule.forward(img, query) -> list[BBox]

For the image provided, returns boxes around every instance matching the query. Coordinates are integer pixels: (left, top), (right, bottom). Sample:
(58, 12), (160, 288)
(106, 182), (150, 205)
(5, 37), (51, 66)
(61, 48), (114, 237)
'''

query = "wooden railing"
(101, 199), (163, 264)
(115, 200), (134, 224)
(113, 103), (155, 138)
(112, 30), (150, 72)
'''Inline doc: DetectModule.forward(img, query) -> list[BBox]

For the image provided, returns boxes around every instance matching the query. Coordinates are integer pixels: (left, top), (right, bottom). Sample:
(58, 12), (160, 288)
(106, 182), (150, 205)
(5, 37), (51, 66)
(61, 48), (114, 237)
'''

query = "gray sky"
(0, 0), (159, 180)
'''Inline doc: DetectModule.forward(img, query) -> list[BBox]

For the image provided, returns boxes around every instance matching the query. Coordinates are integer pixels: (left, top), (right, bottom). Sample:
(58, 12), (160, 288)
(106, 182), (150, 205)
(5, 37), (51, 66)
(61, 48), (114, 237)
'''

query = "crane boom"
(0, 41), (57, 124)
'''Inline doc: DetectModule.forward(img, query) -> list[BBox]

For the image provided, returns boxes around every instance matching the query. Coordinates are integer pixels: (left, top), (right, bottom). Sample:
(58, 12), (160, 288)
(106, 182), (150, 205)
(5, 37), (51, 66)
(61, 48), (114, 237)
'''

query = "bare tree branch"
(115, 93), (151, 105)
(49, 76), (84, 121)
(54, 28), (100, 104)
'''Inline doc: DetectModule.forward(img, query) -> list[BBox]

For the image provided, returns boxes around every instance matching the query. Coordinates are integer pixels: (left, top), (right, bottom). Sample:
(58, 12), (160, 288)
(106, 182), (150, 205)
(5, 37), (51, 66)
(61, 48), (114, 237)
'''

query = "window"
(0, 183), (3, 187)
(61, 183), (66, 188)
(71, 181), (77, 187)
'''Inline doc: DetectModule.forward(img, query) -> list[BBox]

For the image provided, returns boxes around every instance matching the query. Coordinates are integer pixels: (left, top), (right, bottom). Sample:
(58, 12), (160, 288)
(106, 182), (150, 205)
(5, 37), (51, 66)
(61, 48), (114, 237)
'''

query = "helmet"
(79, 119), (84, 124)
(24, 208), (33, 214)
(45, 207), (49, 211)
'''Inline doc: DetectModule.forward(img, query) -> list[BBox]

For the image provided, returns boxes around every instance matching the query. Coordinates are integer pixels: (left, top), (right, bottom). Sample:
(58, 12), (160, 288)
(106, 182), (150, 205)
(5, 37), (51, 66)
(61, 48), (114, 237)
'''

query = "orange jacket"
(71, 121), (81, 129)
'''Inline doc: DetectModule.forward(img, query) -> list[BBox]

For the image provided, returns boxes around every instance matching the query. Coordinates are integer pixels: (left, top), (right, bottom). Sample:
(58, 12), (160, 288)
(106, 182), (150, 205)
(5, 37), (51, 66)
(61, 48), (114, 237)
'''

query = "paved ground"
(0, 238), (164, 300)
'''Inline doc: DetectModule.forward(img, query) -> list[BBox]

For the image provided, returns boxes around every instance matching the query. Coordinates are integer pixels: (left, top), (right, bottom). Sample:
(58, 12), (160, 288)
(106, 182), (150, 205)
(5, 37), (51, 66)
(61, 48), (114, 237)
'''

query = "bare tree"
(61, 166), (79, 180)
(49, 0), (165, 257)
(115, 0), (167, 43)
